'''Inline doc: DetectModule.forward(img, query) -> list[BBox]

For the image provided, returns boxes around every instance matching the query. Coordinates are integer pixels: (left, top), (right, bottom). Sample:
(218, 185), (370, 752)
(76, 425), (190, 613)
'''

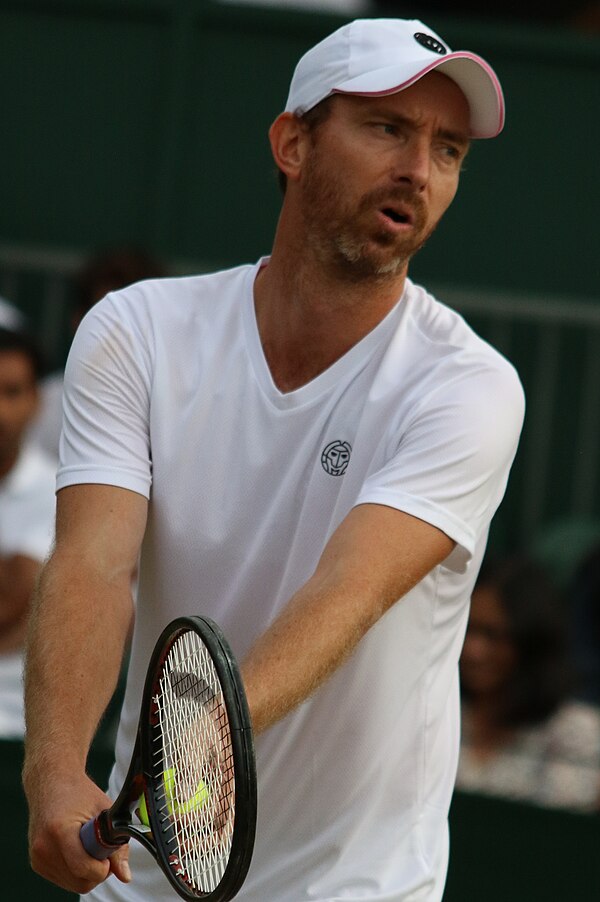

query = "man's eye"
(441, 145), (461, 159)
(377, 123), (396, 136)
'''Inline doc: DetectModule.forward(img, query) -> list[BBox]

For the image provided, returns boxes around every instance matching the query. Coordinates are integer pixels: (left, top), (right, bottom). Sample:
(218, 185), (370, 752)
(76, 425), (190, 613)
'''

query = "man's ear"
(268, 113), (308, 185)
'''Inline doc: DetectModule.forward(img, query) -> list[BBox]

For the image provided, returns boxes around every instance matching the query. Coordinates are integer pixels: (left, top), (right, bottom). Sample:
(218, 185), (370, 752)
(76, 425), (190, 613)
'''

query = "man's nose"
(390, 138), (430, 191)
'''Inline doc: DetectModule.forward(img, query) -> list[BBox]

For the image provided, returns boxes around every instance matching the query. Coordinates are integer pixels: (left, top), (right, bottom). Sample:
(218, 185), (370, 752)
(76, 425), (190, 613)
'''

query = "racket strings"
(153, 631), (236, 893)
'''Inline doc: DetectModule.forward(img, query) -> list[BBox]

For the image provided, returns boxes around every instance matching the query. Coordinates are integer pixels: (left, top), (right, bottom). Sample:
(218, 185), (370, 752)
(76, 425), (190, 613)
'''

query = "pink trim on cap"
(333, 51), (505, 139)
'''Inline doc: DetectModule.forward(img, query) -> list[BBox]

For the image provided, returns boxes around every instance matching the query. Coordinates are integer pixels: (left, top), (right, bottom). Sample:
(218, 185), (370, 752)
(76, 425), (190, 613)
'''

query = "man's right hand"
(25, 769), (132, 895)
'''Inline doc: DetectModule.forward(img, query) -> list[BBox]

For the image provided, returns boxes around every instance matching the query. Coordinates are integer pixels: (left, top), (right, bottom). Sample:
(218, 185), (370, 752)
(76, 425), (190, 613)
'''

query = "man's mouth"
(378, 204), (416, 230)
(382, 207), (410, 224)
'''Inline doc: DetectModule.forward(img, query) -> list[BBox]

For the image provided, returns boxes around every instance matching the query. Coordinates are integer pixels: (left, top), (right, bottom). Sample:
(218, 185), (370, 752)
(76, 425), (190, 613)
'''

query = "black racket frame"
(94, 615), (257, 901)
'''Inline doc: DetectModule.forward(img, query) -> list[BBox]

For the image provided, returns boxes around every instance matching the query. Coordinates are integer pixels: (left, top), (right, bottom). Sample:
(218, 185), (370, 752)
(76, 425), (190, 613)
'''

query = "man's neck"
(254, 246), (407, 393)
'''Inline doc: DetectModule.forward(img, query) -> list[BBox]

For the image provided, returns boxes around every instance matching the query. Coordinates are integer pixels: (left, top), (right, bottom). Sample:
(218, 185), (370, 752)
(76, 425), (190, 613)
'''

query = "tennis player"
(23, 18), (524, 902)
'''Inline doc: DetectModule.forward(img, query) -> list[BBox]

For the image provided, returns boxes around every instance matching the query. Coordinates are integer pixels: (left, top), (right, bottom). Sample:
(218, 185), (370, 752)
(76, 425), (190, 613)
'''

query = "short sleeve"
(356, 358), (525, 571)
(56, 291), (153, 498)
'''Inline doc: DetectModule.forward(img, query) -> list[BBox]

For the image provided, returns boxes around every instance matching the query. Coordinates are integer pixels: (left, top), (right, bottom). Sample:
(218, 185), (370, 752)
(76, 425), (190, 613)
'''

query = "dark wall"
(1, 0), (599, 300)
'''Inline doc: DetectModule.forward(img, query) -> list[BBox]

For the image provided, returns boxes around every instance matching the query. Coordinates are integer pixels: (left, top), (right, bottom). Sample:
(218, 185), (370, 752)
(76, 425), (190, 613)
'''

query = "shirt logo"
(414, 32), (448, 55)
(321, 440), (352, 476)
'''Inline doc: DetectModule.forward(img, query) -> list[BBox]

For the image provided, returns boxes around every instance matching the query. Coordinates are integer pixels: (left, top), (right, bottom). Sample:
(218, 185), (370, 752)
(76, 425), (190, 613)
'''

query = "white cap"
(285, 18), (505, 139)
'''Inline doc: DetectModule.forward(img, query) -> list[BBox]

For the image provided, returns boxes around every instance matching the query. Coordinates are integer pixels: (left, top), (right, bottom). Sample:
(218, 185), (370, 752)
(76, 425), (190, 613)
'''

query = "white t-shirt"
(59, 261), (524, 902)
(0, 442), (56, 738)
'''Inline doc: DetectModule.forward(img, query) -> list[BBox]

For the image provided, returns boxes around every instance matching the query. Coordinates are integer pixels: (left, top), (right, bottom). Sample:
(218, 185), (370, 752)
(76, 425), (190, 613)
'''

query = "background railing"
(3, 238), (599, 555)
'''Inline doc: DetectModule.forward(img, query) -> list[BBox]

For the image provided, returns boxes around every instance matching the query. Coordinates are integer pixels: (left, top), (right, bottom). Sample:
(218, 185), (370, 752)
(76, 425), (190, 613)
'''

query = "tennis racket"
(80, 615), (257, 901)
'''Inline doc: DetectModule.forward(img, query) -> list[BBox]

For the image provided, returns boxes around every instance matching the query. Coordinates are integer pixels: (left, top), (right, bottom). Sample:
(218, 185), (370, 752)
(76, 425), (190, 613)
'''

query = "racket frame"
(82, 615), (257, 901)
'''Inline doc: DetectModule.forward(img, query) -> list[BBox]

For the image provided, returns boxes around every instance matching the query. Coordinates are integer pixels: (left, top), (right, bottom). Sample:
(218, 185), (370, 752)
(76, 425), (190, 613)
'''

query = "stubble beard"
(300, 154), (433, 281)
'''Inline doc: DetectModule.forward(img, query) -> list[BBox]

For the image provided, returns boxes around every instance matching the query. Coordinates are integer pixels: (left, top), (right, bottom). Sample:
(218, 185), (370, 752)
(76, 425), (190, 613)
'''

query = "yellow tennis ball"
(139, 791), (150, 826)
(164, 767), (210, 817)
(138, 767), (209, 826)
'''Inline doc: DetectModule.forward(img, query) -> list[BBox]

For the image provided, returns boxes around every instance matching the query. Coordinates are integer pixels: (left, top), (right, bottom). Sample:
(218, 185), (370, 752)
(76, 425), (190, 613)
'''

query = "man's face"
(297, 71), (470, 279)
(0, 350), (38, 466)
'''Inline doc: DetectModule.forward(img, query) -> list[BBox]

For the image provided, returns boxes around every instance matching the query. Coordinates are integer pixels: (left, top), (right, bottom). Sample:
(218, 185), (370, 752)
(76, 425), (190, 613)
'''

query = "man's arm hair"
(22, 484), (147, 784)
(242, 502), (454, 735)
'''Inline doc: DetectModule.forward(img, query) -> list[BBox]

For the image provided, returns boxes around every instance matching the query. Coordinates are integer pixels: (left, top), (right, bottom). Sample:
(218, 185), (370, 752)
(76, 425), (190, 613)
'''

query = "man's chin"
(335, 236), (419, 279)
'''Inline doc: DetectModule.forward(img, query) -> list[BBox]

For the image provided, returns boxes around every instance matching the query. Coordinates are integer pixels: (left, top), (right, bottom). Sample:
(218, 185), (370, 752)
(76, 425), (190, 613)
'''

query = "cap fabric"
(284, 18), (505, 139)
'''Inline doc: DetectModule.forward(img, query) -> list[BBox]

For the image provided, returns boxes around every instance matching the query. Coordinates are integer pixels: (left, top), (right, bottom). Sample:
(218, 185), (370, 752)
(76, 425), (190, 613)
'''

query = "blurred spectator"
(0, 327), (55, 738)
(28, 245), (167, 459)
(0, 296), (25, 332)
(568, 544), (600, 707)
(457, 555), (600, 813)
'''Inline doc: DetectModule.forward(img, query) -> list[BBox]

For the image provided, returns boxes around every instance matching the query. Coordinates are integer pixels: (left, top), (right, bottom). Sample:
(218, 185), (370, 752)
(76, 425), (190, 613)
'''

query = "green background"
(1, 5), (599, 897)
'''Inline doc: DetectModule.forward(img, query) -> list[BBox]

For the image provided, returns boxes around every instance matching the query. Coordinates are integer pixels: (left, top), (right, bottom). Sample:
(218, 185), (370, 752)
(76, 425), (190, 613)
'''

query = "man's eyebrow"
(365, 107), (470, 149)
(365, 109), (415, 128)
(437, 128), (471, 149)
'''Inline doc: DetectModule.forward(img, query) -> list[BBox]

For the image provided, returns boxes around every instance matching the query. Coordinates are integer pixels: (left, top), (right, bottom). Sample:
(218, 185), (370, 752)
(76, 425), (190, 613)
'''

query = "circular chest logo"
(321, 440), (352, 476)
(414, 32), (447, 55)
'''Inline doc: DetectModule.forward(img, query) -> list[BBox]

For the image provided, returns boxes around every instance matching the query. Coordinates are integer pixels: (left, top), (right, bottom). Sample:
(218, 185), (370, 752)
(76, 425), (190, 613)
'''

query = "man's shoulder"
(397, 280), (524, 434)
(81, 261), (257, 346)
(404, 278), (489, 348)
(404, 279), (521, 381)
(108, 261), (256, 310)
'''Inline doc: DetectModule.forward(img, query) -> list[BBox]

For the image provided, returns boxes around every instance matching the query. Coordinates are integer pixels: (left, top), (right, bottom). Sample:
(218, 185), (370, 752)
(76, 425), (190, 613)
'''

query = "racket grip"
(80, 815), (124, 860)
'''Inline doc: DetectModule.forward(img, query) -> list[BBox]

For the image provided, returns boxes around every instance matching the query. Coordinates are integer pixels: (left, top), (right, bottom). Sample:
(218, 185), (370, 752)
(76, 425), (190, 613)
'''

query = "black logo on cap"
(321, 440), (352, 476)
(414, 32), (447, 55)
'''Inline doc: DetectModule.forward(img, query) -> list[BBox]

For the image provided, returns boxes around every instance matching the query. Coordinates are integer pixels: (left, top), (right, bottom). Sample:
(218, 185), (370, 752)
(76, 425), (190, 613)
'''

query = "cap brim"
(333, 51), (505, 139)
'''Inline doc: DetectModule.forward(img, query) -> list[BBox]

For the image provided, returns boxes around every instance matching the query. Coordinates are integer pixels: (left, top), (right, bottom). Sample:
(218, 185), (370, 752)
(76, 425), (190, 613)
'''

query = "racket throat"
(97, 808), (132, 851)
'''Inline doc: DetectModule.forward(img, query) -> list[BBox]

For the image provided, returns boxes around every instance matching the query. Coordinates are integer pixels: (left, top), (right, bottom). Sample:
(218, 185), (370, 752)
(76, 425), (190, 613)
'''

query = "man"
(23, 18), (524, 902)
(0, 327), (55, 737)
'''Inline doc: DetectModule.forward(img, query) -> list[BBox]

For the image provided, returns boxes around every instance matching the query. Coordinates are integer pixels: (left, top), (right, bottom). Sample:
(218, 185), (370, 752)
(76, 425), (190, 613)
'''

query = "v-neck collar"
(242, 258), (407, 411)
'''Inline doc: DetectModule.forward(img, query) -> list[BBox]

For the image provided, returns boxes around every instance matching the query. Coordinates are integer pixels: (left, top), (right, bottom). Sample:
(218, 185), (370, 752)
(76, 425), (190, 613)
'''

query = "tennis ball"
(138, 767), (209, 826)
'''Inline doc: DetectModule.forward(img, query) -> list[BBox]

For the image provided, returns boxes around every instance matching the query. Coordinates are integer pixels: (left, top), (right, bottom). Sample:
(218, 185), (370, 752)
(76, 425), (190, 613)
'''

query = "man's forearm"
(242, 570), (370, 735)
(22, 550), (133, 786)
(242, 504), (454, 735)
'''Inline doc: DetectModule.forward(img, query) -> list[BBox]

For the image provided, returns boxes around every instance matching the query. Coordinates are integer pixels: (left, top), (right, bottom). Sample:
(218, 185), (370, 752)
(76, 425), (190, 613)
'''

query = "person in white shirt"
(23, 18), (524, 902)
(457, 555), (600, 813)
(0, 327), (55, 737)
(0, 296), (25, 332)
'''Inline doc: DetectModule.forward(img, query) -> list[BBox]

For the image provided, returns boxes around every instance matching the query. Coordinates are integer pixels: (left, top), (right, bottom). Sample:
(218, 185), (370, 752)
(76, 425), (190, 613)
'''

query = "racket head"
(139, 616), (257, 901)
